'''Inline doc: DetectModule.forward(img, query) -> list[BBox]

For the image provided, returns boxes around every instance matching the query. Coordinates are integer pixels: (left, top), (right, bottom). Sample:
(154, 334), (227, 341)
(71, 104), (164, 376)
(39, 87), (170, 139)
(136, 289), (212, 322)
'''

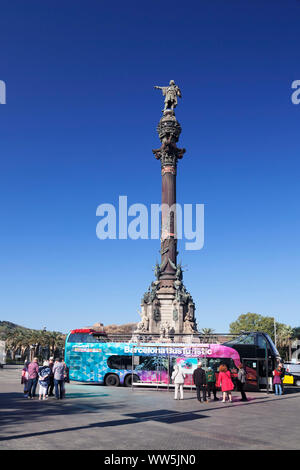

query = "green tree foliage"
(1, 321), (65, 362)
(229, 313), (277, 341)
(229, 313), (295, 360)
(292, 327), (300, 339)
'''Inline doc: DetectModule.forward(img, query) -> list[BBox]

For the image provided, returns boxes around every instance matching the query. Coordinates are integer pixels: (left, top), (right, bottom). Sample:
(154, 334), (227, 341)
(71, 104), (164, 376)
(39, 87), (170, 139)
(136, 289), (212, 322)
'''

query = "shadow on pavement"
(1, 386), (299, 444)
(0, 391), (122, 429)
(0, 408), (207, 442)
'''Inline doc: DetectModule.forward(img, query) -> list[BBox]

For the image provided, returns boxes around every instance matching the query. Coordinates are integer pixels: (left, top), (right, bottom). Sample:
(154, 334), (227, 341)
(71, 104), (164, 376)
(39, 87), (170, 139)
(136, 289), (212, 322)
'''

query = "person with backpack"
(171, 364), (186, 400)
(206, 366), (218, 401)
(236, 363), (248, 401)
(38, 360), (51, 400)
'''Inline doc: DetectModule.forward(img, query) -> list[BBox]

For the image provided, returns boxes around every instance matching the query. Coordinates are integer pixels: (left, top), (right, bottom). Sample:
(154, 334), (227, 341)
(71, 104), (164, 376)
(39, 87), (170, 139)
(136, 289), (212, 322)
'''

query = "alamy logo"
(291, 80), (300, 105)
(96, 196), (204, 251)
(0, 80), (6, 104)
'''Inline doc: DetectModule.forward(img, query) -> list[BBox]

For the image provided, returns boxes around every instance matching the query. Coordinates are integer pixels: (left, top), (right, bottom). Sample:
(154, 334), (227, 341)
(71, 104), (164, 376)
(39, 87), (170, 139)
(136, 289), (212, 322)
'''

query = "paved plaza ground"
(0, 366), (300, 451)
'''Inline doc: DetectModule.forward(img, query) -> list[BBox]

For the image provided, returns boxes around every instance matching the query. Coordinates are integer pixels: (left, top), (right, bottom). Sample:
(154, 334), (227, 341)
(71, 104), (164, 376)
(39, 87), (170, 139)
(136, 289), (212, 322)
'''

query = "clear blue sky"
(0, 0), (299, 334)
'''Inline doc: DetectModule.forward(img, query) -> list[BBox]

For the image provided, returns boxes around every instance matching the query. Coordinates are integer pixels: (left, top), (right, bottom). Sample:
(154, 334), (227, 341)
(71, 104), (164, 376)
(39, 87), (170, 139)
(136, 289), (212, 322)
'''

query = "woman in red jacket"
(217, 364), (234, 403)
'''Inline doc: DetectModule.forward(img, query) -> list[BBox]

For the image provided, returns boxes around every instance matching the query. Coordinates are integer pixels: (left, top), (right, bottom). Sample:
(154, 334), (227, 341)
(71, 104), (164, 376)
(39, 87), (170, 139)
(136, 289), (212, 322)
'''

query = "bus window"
(134, 356), (168, 372)
(227, 334), (256, 345)
(107, 355), (132, 370)
(69, 354), (81, 361)
(207, 358), (236, 373)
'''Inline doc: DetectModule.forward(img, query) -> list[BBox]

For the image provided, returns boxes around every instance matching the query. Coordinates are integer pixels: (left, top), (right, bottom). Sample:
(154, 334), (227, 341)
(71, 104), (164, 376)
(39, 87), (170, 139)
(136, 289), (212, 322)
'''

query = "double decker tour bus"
(64, 328), (241, 387)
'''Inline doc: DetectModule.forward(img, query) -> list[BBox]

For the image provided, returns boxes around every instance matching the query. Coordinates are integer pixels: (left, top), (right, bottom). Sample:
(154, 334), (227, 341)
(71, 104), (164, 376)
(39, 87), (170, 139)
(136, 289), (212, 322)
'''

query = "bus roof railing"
(102, 333), (242, 343)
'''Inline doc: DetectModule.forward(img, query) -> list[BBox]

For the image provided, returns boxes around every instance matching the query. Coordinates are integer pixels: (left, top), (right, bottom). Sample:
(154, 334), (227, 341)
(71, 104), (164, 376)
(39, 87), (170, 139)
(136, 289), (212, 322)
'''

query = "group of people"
(21, 357), (69, 400)
(21, 358), (286, 402)
(171, 362), (247, 403)
(171, 361), (286, 402)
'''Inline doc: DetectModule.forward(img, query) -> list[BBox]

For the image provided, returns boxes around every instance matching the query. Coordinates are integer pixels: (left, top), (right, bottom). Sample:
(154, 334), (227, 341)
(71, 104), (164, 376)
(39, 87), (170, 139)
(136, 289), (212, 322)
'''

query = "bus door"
(242, 359), (259, 391)
(257, 358), (273, 390)
(243, 358), (273, 391)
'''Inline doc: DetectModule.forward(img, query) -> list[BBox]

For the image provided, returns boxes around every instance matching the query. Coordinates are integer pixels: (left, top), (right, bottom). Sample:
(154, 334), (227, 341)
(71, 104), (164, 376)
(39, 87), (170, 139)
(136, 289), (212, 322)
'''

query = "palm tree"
(277, 325), (294, 361)
(6, 328), (30, 360)
(47, 331), (65, 357)
(4, 327), (66, 362)
(200, 328), (215, 343)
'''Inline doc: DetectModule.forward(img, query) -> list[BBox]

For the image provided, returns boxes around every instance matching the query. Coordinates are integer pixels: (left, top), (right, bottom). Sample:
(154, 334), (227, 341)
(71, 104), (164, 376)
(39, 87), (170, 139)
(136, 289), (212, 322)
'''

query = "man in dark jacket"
(47, 357), (55, 397)
(193, 362), (208, 403)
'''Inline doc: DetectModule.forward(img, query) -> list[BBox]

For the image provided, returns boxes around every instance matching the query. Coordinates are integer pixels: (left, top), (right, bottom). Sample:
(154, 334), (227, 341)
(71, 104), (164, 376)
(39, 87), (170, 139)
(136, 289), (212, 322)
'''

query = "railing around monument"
(104, 332), (238, 344)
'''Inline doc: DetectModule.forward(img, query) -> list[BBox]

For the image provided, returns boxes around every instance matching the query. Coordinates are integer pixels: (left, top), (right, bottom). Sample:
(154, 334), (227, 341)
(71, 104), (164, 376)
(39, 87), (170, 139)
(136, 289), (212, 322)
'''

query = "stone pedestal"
(133, 276), (199, 343)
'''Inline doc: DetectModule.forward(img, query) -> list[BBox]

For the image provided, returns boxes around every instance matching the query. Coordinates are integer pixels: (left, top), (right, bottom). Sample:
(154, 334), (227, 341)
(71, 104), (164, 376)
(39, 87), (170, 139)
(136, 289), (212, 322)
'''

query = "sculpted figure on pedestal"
(183, 317), (196, 334)
(154, 80), (182, 111)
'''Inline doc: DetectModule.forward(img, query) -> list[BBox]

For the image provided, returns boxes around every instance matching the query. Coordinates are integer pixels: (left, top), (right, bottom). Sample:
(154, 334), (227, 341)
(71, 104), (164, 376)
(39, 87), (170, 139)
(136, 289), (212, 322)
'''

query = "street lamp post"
(265, 340), (269, 394)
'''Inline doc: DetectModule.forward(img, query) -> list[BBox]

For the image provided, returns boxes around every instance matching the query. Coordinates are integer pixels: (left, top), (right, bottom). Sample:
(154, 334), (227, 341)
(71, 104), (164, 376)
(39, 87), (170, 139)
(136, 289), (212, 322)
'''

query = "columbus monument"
(133, 80), (198, 342)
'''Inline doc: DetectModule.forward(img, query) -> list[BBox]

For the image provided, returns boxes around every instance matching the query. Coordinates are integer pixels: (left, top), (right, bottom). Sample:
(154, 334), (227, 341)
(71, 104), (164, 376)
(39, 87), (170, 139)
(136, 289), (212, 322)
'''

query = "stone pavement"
(0, 366), (300, 450)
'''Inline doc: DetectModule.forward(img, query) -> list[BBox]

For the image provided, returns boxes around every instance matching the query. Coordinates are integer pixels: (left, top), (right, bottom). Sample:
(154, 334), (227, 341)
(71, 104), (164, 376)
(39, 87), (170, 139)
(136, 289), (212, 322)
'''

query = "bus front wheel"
(124, 374), (140, 387)
(105, 374), (120, 387)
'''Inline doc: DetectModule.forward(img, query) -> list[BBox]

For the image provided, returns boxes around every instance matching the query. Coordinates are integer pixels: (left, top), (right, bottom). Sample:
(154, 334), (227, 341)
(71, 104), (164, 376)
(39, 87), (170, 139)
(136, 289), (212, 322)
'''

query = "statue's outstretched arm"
(154, 86), (163, 90)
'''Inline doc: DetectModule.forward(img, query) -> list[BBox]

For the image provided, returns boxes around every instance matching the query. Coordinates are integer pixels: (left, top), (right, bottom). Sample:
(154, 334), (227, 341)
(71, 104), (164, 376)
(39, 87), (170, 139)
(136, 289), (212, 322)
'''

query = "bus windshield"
(67, 331), (109, 343)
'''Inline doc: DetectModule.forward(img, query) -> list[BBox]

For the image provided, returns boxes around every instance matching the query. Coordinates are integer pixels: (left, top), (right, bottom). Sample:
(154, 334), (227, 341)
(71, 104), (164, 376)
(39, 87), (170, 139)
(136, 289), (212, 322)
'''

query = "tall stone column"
(154, 110), (184, 281)
(134, 82), (198, 342)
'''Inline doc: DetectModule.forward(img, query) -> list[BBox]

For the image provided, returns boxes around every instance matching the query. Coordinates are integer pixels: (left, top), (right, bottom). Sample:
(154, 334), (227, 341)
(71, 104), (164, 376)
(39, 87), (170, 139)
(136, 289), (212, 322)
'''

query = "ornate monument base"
(133, 272), (199, 343)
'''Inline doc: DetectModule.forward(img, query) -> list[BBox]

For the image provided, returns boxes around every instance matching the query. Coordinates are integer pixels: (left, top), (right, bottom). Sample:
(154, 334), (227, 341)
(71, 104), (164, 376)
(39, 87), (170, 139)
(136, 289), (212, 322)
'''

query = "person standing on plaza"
(278, 362), (285, 394)
(171, 364), (185, 400)
(38, 360), (51, 400)
(53, 357), (66, 399)
(61, 359), (69, 398)
(206, 366), (218, 401)
(27, 357), (39, 399)
(273, 365), (283, 396)
(217, 364), (234, 403)
(236, 364), (248, 401)
(21, 360), (29, 398)
(47, 357), (55, 397)
(193, 362), (208, 403)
